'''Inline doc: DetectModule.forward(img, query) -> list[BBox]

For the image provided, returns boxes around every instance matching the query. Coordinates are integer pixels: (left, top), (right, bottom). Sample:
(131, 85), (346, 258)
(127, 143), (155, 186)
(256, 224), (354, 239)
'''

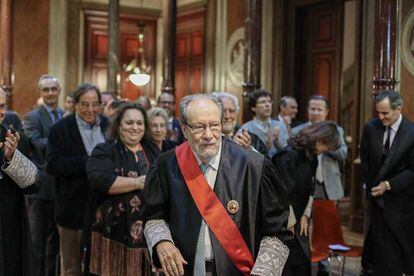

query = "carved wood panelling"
(314, 9), (336, 48)
(313, 51), (335, 101)
(174, 8), (205, 114)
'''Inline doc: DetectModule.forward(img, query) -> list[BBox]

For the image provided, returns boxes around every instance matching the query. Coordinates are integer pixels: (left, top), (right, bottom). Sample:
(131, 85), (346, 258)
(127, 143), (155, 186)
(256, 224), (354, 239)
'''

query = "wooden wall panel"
(313, 52), (335, 99)
(12, 0), (49, 115)
(174, 8), (205, 116)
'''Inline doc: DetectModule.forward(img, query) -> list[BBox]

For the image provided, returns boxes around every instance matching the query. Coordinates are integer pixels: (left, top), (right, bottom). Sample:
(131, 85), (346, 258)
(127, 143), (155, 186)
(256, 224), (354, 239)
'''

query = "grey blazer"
(23, 105), (62, 200)
(292, 122), (348, 200)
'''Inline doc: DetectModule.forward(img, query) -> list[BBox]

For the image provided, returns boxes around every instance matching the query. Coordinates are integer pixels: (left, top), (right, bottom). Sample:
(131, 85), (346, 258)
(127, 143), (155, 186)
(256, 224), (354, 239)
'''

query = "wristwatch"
(384, 180), (391, 191)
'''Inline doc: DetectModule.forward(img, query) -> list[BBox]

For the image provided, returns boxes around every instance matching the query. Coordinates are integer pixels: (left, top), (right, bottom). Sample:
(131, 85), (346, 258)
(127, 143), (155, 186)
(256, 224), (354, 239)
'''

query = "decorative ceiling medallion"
(227, 27), (245, 87)
(401, 8), (414, 76)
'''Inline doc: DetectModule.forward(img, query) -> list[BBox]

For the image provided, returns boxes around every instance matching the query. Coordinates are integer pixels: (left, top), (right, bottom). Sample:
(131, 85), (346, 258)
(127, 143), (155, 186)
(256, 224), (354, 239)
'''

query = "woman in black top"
(273, 121), (340, 276)
(85, 102), (160, 276)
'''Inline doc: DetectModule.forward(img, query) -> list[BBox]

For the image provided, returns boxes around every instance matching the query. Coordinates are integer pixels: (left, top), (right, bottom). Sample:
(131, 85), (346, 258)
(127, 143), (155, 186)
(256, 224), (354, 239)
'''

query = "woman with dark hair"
(147, 107), (176, 152)
(273, 121), (340, 276)
(84, 102), (160, 276)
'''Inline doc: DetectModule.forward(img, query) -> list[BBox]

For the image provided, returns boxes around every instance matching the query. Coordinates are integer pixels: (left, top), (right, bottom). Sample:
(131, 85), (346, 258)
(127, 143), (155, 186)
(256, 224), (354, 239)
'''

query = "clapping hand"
(0, 129), (20, 161)
(235, 129), (252, 149)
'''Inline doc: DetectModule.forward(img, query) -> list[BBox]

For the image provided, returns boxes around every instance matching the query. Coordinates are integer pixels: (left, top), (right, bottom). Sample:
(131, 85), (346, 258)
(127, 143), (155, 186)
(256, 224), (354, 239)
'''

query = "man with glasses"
(240, 90), (289, 157)
(141, 94), (290, 276)
(47, 83), (109, 276)
(157, 92), (184, 144)
(23, 74), (63, 276)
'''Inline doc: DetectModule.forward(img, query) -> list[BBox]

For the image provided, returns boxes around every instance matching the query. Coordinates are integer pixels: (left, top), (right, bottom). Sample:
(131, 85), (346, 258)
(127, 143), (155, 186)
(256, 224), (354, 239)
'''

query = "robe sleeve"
(252, 159), (290, 276)
(86, 143), (117, 194)
(140, 158), (169, 221)
(141, 158), (171, 265)
(2, 149), (38, 189)
(259, 159), (290, 237)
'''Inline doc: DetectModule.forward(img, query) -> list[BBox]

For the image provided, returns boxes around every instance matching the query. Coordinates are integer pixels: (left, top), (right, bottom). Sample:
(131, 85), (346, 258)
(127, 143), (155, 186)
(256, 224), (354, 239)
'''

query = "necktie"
(384, 126), (391, 153)
(315, 154), (323, 183)
(51, 109), (60, 123)
(193, 163), (209, 276)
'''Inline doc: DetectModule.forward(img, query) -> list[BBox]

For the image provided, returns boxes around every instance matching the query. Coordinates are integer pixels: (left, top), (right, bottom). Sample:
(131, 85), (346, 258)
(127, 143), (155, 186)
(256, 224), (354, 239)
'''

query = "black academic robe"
(360, 117), (414, 275)
(0, 123), (37, 276)
(272, 146), (316, 275)
(141, 138), (290, 275)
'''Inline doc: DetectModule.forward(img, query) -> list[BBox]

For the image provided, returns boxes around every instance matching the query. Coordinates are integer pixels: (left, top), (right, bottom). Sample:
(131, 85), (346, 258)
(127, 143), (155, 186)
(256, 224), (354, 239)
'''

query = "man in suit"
(240, 90), (289, 157)
(292, 95), (347, 201)
(47, 83), (108, 276)
(360, 90), (414, 276)
(141, 94), (290, 275)
(276, 96), (301, 134)
(24, 75), (63, 276)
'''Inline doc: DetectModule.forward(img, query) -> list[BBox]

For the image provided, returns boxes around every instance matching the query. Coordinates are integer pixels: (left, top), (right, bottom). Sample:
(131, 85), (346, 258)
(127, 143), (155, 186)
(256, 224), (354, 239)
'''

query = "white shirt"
(383, 113), (402, 147)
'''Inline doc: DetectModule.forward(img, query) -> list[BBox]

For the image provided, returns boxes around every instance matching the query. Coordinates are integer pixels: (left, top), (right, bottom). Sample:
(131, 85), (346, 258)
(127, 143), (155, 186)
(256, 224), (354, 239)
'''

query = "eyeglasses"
(41, 86), (59, 93)
(186, 122), (221, 134)
(160, 101), (174, 105)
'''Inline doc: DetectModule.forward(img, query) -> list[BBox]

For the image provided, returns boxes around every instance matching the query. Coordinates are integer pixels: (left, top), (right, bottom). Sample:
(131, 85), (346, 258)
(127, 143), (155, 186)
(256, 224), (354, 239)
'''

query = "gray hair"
(147, 107), (169, 124)
(179, 94), (223, 125)
(211, 91), (240, 112)
(38, 74), (60, 89)
(278, 96), (296, 108)
(375, 90), (403, 109)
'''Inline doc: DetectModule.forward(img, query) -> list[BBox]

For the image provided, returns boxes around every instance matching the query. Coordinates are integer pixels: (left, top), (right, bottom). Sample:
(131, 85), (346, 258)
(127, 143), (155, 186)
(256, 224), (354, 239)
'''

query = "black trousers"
(26, 198), (59, 276)
(362, 203), (405, 276)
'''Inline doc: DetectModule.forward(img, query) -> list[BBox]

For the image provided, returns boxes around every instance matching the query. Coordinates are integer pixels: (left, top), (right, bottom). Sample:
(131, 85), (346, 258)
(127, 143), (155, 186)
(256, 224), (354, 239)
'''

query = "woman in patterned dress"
(84, 102), (160, 275)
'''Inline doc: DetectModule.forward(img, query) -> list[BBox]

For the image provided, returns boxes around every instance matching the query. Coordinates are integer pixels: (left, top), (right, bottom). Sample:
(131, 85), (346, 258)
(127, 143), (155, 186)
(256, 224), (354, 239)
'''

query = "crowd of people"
(0, 73), (413, 276)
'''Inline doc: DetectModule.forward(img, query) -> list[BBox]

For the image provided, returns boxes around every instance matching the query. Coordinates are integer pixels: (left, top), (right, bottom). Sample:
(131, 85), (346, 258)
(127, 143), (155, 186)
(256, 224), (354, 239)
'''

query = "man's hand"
(235, 129), (252, 149)
(299, 215), (309, 237)
(156, 241), (188, 276)
(0, 130), (20, 161)
(265, 126), (281, 149)
(371, 181), (388, 197)
(282, 115), (292, 126)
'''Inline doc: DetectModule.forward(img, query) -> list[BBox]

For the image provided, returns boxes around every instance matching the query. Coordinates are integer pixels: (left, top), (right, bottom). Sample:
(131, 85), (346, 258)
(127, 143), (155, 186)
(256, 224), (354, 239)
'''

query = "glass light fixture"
(126, 23), (151, 87)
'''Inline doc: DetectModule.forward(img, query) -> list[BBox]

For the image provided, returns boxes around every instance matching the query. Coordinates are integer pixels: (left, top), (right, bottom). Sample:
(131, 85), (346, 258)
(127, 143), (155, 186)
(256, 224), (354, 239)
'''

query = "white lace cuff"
(251, 236), (289, 276)
(2, 149), (38, 189)
(144, 219), (174, 259)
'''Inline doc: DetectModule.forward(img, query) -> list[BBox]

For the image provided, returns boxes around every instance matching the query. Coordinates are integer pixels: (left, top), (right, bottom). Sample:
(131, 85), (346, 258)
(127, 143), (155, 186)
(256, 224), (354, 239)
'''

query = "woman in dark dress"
(85, 102), (160, 276)
(273, 121), (340, 276)
(147, 107), (176, 152)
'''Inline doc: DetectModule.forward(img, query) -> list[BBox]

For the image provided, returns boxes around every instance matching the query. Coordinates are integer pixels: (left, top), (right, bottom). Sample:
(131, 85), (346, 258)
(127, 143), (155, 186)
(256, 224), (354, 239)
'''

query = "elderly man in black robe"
(0, 87), (40, 276)
(141, 94), (290, 276)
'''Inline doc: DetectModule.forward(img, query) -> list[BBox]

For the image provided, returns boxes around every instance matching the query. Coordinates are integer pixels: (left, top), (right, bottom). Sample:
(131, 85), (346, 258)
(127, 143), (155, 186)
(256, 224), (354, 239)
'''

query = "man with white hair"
(213, 92), (268, 156)
(0, 87), (40, 275)
(141, 94), (290, 276)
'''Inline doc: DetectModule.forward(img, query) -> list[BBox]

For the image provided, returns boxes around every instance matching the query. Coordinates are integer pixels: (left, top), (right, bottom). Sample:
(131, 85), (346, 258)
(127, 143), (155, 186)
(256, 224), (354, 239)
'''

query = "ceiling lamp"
(126, 23), (151, 86)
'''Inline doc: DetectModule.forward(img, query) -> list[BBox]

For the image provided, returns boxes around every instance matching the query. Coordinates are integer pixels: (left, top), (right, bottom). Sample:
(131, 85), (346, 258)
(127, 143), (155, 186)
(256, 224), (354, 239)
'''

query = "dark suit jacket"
(360, 117), (414, 272)
(24, 105), (62, 200)
(46, 114), (108, 229)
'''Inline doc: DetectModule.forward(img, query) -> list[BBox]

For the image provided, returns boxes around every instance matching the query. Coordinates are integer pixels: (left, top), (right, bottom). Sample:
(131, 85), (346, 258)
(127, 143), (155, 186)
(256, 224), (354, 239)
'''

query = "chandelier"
(125, 22), (151, 86)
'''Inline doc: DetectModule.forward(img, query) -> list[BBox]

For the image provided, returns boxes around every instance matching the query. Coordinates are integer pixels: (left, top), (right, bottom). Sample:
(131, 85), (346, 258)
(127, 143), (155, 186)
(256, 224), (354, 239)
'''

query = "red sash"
(175, 142), (254, 275)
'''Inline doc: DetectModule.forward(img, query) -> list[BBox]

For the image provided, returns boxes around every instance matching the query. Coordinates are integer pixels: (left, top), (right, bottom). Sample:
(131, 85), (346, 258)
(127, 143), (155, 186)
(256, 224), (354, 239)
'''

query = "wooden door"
(287, 1), (343, 122)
